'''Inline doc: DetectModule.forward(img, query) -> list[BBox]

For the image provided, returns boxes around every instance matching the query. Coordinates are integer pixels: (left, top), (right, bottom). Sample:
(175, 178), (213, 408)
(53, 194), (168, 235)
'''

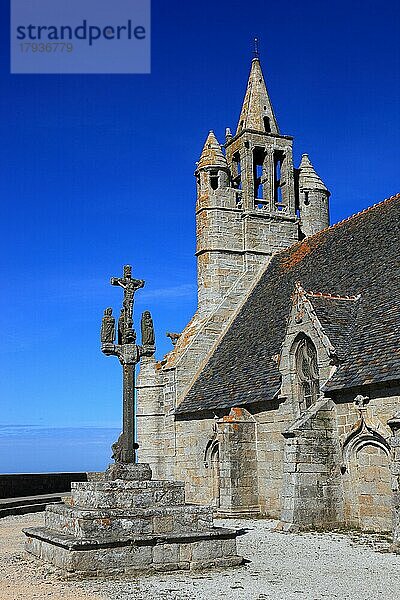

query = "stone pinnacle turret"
(298, 154), (330, 238)
(236, 57), (279, 135)
(299, 154), (329, 192)
(197, 130), (227, 170)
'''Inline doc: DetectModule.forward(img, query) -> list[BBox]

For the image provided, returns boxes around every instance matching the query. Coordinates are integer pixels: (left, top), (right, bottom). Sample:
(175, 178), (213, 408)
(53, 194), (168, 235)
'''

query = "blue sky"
(1, 1), (399, 471)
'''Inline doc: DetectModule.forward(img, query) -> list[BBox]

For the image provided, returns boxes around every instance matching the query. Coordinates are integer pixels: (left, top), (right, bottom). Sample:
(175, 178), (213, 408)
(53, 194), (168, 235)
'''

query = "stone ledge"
(24, 526), (243, 576)
(71, 480), (184, 491)
(69, 481), (186, 511)
(215, 506), (261, 518)
(46, 502), (210, 519)
(23, 525), (239, 551)
(104, 462), (152, 481)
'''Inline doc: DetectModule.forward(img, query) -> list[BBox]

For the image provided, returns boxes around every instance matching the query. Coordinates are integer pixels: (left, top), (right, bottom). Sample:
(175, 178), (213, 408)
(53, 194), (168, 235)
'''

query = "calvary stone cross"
(100, 265), (154, 465)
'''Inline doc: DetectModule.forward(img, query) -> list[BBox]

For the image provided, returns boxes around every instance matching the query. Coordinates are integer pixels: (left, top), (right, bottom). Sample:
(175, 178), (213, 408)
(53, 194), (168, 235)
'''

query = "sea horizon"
(0, 425), (120, 474)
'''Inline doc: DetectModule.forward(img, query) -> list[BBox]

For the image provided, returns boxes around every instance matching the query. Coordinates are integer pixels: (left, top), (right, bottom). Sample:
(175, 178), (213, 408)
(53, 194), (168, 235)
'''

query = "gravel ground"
(1, 513), (400, 600)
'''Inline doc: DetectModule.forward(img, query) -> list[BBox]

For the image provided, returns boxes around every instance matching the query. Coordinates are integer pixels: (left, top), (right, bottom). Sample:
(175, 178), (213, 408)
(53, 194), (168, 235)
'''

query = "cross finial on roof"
(253, 37), (259, 59)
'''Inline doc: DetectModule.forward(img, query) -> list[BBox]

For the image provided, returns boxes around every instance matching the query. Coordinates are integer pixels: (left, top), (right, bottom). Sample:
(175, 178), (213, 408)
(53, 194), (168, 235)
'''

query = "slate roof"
(306, 293), (360, 360)
(176, 194), (400, 415)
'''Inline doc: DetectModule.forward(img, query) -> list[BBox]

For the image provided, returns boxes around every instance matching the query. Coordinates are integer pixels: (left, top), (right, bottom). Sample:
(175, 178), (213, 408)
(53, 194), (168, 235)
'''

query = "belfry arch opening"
(274, 151), (285, 210)
(253, 147), (267, 206)
(232, 152), (242, 190)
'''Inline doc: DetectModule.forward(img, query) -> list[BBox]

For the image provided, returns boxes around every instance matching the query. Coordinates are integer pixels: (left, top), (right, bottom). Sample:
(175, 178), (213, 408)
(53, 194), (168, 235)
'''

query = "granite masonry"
(136, 52), (400, 548)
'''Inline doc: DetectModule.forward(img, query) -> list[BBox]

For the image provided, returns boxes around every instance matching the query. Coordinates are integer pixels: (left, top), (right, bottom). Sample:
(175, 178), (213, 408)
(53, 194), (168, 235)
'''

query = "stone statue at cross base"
(140, 310), (156, 357)
(111, 433), (125, 462)
(100, 307), (115, 344)
(141, 311), (155, 346)
(107, 432), (145, 481)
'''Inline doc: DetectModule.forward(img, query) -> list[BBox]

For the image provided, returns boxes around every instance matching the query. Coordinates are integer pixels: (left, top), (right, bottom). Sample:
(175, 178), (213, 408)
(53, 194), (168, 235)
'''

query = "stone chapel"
(136, 55), (400, 541)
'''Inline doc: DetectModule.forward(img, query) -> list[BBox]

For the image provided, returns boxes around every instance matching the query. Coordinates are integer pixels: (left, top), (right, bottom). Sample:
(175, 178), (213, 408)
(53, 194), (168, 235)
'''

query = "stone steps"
(23, 463), (243, 575)
(45, 501), (214, 540)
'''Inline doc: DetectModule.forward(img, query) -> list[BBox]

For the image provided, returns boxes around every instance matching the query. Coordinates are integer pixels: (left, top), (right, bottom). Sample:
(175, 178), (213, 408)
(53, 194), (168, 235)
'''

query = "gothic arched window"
(295, 336), (320, 410)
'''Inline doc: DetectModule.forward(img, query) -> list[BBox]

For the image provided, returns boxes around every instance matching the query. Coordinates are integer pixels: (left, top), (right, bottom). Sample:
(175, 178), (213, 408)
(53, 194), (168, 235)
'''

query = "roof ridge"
(277, 192), (400, 268)
(306, 291), (361, 301)
(318, 192), (400, 235)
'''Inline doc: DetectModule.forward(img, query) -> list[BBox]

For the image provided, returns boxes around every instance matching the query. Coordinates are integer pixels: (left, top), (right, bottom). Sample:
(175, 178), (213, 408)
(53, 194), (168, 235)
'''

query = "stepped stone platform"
(23, 464), (243, 576)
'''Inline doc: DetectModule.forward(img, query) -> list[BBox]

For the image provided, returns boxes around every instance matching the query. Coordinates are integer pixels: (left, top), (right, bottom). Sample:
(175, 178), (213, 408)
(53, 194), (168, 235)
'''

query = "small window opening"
(235, 192), (243, 209)
(210, 170), (219, 190)
(304, 191), (310, 206)
(263, 116), (271, 132)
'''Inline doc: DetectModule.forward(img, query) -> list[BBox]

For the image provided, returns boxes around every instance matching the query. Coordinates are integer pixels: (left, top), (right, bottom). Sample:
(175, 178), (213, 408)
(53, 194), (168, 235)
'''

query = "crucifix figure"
(101, 265), (146, 464)
(111, 265), (144, 344)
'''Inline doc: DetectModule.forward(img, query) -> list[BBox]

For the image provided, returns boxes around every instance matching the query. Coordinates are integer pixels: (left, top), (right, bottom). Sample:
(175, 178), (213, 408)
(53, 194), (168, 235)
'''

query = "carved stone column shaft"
(122, 362), (135, 463)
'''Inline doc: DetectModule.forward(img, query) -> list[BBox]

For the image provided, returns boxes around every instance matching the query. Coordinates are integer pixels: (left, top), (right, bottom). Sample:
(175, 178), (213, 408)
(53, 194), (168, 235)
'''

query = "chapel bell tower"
(195, 52), (330, 316)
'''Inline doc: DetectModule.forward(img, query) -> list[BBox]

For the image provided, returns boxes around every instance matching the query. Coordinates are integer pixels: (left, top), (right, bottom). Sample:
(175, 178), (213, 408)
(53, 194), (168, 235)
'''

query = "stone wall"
(174, 416), (216, 505)
(0, 472), (87, 499)
(136, 356), (166, 478)
(389, 413), (400, 550)
(335, 387), (399, 532)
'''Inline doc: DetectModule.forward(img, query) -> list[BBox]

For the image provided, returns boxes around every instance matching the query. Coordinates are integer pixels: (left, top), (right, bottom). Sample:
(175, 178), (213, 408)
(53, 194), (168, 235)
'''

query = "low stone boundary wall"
(0, 473), (87, 499)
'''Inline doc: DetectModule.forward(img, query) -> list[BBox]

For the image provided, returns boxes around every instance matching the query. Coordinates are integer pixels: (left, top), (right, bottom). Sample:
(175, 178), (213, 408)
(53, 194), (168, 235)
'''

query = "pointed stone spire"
(299, 154), (329, 191)
(197, 130), (227, 170)
(236, 58), (279, 135)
